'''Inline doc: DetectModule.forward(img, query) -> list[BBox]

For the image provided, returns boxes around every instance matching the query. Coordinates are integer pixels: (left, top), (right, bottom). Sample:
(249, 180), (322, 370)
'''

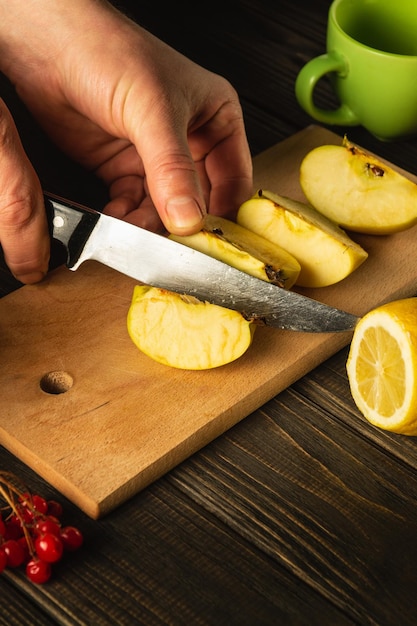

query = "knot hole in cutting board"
(40, 371), (73, 394)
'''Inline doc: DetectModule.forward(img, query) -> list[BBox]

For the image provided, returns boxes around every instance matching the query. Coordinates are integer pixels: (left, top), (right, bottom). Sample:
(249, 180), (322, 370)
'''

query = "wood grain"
(2, 126), (417, 519)
(3, 1), (417, 623)
(166, 382), (417, 626)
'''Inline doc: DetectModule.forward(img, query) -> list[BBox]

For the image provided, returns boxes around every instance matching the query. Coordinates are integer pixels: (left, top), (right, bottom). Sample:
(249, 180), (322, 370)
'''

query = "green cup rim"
(330, 0), (417, 59)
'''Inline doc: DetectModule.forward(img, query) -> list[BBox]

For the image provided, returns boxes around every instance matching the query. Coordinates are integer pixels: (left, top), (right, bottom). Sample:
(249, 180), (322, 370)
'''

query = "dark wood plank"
(1, 446), (354, 626)
(166, 385), (417, 625)
(4, 360), (417, 625)
(124, 0), (417, 170)
(0, 578), (58, 626)
(297, 348), (417, 470)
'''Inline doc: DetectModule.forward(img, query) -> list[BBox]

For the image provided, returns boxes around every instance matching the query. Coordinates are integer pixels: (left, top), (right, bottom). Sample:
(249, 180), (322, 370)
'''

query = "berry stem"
(0, 472), (36, 556)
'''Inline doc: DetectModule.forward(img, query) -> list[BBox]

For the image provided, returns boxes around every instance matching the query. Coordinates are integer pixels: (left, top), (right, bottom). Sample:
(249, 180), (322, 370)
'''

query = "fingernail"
(166, 196), (205, 231)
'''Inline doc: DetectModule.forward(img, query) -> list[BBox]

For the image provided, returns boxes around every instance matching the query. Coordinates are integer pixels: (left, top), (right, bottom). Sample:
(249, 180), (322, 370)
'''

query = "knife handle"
(44, 192), (100, 268)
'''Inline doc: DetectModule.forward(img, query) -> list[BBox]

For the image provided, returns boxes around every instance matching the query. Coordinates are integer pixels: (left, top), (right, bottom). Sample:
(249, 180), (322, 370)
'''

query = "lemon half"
(346, 298), (417, 435)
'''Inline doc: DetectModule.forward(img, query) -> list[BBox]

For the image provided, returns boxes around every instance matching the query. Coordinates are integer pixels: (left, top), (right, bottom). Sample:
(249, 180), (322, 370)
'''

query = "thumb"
(134, 119), (206, 235)
(0, 99), (49, 283)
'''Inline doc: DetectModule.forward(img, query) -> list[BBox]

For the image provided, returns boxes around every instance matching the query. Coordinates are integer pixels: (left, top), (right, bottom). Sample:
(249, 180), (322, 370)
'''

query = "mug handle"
(295, 52), (359, 125)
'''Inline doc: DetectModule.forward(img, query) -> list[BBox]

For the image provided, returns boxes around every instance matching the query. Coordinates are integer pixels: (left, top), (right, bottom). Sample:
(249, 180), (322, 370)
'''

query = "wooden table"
(2, 1), (417, 624)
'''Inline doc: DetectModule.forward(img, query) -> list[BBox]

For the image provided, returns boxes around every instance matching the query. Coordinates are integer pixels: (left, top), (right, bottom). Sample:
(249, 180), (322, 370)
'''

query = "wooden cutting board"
(2, 125), (417, 519)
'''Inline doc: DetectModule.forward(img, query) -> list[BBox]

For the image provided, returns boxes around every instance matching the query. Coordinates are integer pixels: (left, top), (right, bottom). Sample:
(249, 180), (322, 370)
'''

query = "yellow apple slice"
(169, 214), (300, 289)
(237, 189), (368, 288)
(127, 285), (255, 370)
(300, 139), (417, 234)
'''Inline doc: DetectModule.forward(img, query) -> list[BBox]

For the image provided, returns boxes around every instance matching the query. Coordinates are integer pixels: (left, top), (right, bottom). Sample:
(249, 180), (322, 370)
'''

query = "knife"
(44, 192), (359, 333)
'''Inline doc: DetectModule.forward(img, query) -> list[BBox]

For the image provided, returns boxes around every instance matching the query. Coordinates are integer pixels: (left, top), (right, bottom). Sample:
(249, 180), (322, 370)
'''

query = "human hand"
(0, 98), (49, 283)
(0, 0), (252, 280)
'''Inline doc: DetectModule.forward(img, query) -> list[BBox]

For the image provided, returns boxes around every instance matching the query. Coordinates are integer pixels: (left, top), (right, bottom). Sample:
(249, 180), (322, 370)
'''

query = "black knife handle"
(44, 192), (101, 268)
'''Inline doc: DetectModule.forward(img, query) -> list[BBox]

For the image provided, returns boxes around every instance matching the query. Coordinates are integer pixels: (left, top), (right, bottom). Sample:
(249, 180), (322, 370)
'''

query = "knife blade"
(44, 192), (359, 333)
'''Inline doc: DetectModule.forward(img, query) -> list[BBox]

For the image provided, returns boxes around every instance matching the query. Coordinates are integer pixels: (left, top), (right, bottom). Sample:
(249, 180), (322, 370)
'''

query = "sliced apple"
(237, 189), (368, 288)
(169, 214), (300, 289)
(127, 285), (255, 370)
(300, 139), (417, 234)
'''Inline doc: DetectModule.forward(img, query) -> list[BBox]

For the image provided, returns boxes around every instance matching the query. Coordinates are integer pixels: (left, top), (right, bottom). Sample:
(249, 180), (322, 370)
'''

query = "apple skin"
(300, 140), (417, 234)
(170, 214), (300, 289)
(237, 189), (368, 288)
(127, 285), (255, 370)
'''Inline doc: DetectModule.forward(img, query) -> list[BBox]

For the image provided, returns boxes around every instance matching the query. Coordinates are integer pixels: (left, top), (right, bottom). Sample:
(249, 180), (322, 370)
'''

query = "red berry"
(2, 539), (25, 567)
(16, 506), (34, 525)
(4, 516), (24, 540)
(32, 495), (48, 515)
(60, 526), (83, 551)
(47, 500), (63, 519)
(35, 518), (61, 537)
(26, 558), (51, 584)
(0, 548), (7, 573)
(35, 533), (63, 563)
(0, 516), (5, 538)
(17, 536), (31, 562)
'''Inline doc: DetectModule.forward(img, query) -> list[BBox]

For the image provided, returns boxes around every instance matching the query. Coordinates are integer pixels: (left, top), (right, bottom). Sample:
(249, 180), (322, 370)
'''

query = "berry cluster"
(0, 471), (83, 584)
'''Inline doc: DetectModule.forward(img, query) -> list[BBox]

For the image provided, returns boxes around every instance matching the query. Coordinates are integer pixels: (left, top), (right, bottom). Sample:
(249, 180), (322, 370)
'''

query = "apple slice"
(127, 285), (255, 370)
(300, 139), (417, 234)
(169, 214), (300, 289)
(237, 189), (368, 288)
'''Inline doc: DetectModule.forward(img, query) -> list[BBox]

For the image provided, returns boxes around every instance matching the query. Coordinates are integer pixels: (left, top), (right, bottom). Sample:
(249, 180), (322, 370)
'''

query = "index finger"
(190, 99), (253, 221)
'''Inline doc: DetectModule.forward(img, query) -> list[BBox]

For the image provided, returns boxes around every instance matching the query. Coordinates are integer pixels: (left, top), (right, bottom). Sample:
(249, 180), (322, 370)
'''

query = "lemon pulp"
(346, 298), (417, 435)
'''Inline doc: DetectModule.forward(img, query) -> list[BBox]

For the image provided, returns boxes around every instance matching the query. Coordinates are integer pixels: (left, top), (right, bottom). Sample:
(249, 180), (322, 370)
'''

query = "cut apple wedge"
(237, 189), (368, 288)
(127, 285), (255, 370)
(300, 139), (417, 234)
(169, 214), (300, 289)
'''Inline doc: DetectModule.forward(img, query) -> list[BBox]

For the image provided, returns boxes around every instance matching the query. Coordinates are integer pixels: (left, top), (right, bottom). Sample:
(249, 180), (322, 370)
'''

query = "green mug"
(295, 0), (417, 141)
